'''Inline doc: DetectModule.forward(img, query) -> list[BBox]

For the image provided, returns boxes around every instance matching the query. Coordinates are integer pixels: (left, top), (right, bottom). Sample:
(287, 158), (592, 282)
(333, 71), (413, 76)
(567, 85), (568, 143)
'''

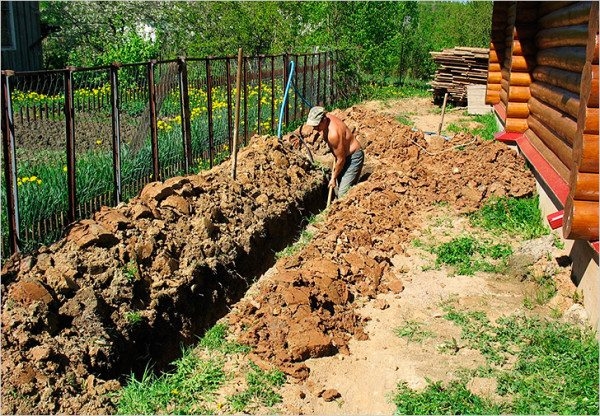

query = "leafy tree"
(39, 0), (493, 85)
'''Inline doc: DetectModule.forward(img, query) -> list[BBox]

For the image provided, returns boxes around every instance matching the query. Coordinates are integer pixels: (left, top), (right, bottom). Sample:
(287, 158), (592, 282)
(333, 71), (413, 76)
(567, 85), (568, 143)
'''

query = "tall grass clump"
(469, 195), (549, 240)
(434, 235), (512, 275)
(117, 347), (225, 415)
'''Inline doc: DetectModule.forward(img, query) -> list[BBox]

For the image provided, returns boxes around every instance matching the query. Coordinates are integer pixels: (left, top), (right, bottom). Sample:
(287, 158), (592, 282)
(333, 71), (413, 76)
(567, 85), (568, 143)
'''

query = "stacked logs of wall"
(486, 2), (510, 111)
(525, 2), (591, 184)
(487, 1), (598, 244)
(504, 2), (537, 133)
(563, 2), (599, 241)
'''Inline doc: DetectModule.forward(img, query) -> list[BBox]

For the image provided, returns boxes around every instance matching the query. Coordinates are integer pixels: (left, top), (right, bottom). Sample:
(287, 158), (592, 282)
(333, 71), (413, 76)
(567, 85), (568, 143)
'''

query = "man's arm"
(329, 142), (346, 188)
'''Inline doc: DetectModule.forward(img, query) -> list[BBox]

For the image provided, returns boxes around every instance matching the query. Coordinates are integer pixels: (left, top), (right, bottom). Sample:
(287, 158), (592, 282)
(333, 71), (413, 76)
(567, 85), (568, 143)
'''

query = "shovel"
(326, 158), (335, 207)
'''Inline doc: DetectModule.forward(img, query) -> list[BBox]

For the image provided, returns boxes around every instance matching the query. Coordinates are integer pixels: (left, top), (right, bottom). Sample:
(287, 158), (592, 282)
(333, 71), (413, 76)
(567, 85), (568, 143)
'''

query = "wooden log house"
(486, 1), (599, 329)
(487, 1), (598, 242)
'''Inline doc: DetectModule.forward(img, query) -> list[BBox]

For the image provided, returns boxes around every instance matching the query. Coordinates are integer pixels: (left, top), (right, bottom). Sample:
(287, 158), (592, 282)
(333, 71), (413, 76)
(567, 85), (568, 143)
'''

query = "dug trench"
(1, 135), (329, 414)
(1, 104), (538, 414)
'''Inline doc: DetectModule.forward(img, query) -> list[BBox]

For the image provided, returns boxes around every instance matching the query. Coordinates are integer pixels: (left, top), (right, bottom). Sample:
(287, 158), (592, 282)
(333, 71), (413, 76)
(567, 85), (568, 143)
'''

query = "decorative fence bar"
(1, 51), (341, 257)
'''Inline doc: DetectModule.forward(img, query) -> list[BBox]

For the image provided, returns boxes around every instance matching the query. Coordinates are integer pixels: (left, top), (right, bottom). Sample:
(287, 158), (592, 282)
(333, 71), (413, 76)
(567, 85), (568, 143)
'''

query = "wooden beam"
(528, 96), (578, 143)
(505, 117), (528, 133)
(508, 85), (531, 102)
(506, 101), (530, 118)
(529, 81), (580, 118)
(528, 114), (574, 168)
(537, 47), (587, 73)
(579, 134), (599, 173)
(533, 65), (581, 94)
(536, 25), (589, 49)
(563, 197), (599, 240)
(538, 2), (592, 30)
(573, 172), (599, 201)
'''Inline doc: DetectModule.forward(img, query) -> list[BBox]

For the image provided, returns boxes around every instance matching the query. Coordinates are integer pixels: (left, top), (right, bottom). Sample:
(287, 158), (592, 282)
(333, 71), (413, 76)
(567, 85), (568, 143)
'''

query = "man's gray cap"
(306, 106), (326, 126)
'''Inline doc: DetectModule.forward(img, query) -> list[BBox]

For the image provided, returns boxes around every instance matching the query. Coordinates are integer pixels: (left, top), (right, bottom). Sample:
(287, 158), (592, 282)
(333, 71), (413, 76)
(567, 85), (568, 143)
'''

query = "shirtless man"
(305, 106), (364, 198)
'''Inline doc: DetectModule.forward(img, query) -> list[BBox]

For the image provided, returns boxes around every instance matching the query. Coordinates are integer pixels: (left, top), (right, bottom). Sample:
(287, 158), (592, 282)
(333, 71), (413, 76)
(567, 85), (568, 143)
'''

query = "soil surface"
(1, 98), (582, 414)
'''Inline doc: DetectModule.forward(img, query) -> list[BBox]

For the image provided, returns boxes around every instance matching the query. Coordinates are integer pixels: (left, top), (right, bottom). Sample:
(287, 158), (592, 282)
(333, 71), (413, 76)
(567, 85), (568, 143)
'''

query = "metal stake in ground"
(231, 48), (243, 180)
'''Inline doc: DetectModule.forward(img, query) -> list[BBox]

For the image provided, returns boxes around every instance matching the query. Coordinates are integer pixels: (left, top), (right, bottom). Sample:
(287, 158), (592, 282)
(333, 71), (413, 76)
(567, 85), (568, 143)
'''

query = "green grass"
(523, 269), (557, 309)
(117, 348), (226, 415)
(393, 309), (599, 415)
(394, 320), (433, 343)
(433, 235), (512, 275)
(445, 111), (498, 140)
(226, 362), (286, 412)
(198, 323), (251, 354)
(116, 322), (289, 414)
(393, 380), (503, 415)
(469, 196), (549, 240)
(471, 113), (498, 140)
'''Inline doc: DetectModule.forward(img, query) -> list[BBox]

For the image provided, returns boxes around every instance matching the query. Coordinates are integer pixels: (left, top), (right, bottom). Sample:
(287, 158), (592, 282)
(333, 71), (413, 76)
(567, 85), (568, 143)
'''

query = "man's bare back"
(305, 107), (364, 196)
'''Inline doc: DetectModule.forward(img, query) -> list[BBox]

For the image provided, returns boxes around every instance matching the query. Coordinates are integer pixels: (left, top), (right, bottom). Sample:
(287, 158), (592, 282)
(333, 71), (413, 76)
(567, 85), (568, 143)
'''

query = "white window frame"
(1, 1), (17, 51)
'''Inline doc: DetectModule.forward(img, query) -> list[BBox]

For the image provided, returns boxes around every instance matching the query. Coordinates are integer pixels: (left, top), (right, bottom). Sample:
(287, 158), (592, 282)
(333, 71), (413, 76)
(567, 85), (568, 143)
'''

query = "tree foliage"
(39, 1), (492, 82)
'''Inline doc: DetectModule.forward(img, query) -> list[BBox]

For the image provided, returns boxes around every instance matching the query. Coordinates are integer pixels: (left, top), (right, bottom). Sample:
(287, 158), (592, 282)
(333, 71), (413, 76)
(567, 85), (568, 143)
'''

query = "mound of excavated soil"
(1, 137), (327, 415)
(227, 105), (535, 380)
(1, 104), (536, 415)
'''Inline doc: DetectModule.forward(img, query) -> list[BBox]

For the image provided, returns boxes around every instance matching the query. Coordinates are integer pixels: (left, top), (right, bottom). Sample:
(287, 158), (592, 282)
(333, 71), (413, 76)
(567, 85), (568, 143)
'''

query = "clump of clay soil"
(1, 104), (536, 415)
(1, 137), (327, 415)
(227, 105), (536, 380)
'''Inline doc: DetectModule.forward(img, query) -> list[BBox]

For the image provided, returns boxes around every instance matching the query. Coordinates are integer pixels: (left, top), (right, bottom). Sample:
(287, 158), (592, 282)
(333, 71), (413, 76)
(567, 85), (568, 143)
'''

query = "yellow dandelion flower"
(96, 139), (102, 145)
(37, 179), (42, 185)
(63, 165), (68, 172)
(29, 176), (37, 182)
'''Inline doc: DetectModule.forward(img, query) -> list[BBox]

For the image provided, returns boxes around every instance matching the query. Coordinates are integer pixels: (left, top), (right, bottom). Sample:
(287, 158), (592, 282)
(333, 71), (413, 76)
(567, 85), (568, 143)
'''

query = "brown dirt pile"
(1, 104), (536, 415)
(227, 105), (535, 380)
(1, 137), (326, 415)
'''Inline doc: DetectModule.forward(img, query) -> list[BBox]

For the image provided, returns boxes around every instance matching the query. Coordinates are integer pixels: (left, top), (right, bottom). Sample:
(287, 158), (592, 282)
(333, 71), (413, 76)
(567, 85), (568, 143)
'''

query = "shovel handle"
(326, 158), (335, 207)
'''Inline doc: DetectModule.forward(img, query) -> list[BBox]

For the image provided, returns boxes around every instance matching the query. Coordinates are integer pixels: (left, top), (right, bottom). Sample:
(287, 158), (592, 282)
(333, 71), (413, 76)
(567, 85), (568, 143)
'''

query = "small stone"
(322, 389), (341, 402)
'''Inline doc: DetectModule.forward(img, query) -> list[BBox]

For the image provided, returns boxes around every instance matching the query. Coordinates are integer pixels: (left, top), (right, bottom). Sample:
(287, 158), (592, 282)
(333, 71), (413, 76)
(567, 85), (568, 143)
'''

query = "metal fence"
(1, 51), (341, 257)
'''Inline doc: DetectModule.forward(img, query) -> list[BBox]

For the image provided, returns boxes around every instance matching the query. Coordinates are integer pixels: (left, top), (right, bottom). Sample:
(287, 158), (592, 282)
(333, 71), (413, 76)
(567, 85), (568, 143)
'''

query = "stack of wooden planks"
(430, 47), (490, 105)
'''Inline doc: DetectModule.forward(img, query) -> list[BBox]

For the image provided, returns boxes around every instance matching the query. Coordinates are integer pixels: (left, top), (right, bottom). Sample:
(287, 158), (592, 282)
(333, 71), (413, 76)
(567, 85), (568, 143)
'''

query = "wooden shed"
(1, 1), (43, 71)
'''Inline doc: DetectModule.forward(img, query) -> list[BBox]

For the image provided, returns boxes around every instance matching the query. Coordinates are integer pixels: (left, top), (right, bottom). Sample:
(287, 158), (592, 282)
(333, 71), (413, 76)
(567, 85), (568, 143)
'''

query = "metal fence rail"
(1, 51), (341, 257)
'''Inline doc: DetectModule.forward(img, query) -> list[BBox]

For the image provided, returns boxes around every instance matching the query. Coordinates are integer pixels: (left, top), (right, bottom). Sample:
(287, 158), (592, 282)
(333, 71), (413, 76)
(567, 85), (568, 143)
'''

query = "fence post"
(270, 56), (275, 132)
(64, 66), (77, 223)
(317, 52), (322, 106)
(302, 55), (308, 117)
(178, 57), (193, 173)
(292, 54), (298, 121)
(226, 57), (233, 152)
(206, 58), (214, 168)
(147, 60), (160, 181)
(257, 55), (262, 135)
(110, 63), (123, 205)
(329, 51), (334, 106)
(1, 70), (20, 254)
(243, 56), (248, 145)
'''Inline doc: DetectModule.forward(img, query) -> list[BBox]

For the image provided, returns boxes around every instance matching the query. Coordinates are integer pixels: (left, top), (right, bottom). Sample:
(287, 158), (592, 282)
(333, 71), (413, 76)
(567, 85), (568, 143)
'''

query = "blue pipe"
(277, 60), (295, 140)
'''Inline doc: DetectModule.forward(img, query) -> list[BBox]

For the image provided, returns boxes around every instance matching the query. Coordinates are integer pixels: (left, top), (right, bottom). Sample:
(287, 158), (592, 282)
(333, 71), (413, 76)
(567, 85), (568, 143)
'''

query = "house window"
(1, 1), (17, 51)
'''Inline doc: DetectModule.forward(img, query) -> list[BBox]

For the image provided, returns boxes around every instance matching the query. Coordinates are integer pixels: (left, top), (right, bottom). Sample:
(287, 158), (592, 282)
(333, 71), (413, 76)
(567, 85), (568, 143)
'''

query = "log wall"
(564, 1), (599, 241)
(487, 1), (599, 243)
(486, 2), (511, 118)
